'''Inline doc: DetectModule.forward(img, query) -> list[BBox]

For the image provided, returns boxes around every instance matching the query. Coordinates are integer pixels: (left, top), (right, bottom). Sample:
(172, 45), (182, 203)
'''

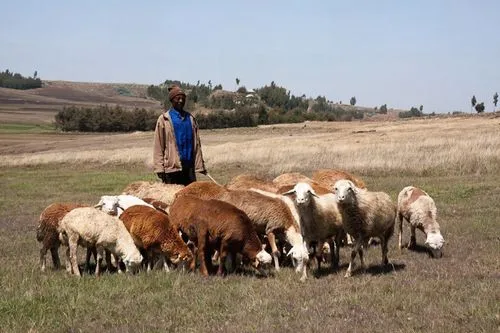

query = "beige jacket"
(153, 110), (206, 174)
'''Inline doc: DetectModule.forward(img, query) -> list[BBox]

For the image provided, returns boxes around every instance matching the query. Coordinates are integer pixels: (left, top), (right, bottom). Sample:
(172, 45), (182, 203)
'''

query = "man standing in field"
(153, 85), (207, 185)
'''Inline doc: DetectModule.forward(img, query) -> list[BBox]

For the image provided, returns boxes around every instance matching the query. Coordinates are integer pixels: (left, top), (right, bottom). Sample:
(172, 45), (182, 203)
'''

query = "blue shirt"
(169, 109), (194, 165)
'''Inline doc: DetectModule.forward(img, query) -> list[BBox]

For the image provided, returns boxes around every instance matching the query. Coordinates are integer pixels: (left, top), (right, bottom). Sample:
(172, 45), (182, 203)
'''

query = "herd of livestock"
(36, 169), (445, 281)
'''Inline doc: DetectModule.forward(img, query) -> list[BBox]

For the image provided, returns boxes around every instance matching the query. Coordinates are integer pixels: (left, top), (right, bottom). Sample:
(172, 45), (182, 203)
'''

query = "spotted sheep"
(397, 186), (444, 258)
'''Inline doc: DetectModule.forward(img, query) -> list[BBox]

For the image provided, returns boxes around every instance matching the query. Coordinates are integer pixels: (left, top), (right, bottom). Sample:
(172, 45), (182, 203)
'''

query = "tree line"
(0, 69), (42, 90)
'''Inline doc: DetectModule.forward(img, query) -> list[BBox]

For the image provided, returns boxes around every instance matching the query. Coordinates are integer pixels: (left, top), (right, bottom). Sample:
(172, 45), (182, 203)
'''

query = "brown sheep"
(169, 195), (272, 276)
(312, 169), (367, 191)
(119, 205), (194, 271)
(122, 181), (184, 206)
(226, 173), (280, 193)
(175, 181), (309, 275)
(272, 172), (317, 188)
(36, 202), (93, 272)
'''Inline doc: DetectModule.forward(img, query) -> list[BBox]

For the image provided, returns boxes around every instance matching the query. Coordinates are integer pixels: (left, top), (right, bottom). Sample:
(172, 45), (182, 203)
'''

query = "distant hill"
(0, 80), (162, 124)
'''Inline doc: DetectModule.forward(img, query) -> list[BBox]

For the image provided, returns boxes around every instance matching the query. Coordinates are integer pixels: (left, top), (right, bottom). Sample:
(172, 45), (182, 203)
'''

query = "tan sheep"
(312, 169), (367, 191)
(226, 173), (279, 193)
(36, 202), (88, 272)
(397, 186), (444, 258)
(122, 181), (185, 207)
(272, 172), (316, 188)
(334, 180), (396, 277)
(58, 207), (143, 277)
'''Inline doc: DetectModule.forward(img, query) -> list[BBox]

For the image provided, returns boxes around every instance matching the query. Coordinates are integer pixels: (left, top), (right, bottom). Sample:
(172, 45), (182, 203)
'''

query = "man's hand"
(157, 172), (166, 182)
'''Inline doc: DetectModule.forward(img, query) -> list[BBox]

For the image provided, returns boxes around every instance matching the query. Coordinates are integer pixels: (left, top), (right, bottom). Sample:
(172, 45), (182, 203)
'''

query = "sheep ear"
(282, 189), (296, 196)
(309, 189), (319, 198)
(287, 248), (295, 257)
(94, 203), (103, 208)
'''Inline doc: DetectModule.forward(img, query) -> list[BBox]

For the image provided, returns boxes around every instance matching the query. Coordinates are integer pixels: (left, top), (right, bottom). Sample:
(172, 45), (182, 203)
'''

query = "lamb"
(175, 181), (309, 277)
(169, 195), (272, 276)
(119, 205), (194, 271)
(58, 207), (143, 277)
(333, 179), (396, 277)
(95, 194), (155, 217)
(397, 186), (444, 258)
(312, 169), (367, 191)
(226, 173), (279, 193)
(122, 181), (184, 206)
(280, 182), (345, 271)
(36, 202), (87, 271)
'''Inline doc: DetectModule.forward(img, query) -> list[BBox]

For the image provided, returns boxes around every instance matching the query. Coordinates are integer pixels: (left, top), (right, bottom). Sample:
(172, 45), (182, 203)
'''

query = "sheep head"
(123, 251), (143, 273)
(334, 179), (358, 204)
(425, 231), (444, 258)
(95, 195), (119, 215)
(283, 182), (319, 206)
(287, 244), (309, 273)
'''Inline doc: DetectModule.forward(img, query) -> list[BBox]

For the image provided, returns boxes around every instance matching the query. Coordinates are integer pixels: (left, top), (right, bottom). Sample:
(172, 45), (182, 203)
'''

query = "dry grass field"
(0, 114), (499, 332)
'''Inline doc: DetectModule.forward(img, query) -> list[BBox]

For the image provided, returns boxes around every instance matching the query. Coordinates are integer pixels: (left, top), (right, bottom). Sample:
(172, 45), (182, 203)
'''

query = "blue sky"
(1, 0), (499, 113)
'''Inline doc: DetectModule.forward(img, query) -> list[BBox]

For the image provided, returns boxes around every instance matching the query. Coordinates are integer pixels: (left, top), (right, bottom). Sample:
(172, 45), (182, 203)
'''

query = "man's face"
(171, 94), (186, 111)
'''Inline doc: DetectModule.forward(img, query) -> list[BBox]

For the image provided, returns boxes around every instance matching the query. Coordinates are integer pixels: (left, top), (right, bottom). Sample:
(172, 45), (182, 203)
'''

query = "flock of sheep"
(36, 169), (445, 281)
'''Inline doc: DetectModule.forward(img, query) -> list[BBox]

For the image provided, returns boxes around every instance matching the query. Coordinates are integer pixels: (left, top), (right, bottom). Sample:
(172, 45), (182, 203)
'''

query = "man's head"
(168, 85), (186, 111)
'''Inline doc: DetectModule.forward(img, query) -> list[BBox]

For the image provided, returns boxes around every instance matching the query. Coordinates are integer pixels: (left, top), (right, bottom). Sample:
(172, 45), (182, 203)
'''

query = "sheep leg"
(95, 247), (104, 277)
(68, 234), (80, 277)
(331, 237), (340, 270)
(197, 229), (209, 277)
(408, 225), (417, 249)
(39, 246), (48, 272)
(381, 237), (389, 266)
(217, 242), (229, 276)
(266, 232), (281, 271)
(345, 240), (362, 277)
(397, 212), (404, 251)
(50, 246), (61, 270)
(64, 247), (72, 273)
(104, 250), (112, 272)
(85, 247), (95, 274)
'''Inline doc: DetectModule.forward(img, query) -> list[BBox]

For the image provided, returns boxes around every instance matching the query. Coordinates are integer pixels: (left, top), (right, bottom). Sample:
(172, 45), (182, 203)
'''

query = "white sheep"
(95, 194), (155, 217)
(281, 182), (345, 272)
(58, 207), (143, 277)
(334, 179), (396, 277)
(397, 186), (444, 258)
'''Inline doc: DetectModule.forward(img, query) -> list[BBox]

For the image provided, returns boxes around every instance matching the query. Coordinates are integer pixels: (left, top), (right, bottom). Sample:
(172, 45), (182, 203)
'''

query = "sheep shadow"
(313, 263), (350, 279)
(365, 262), (406, 276)
(406, 243), (430, 254)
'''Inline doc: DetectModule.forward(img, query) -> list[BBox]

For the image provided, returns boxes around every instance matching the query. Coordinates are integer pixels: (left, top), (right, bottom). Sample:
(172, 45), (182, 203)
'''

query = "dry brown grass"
(1, 116), (499, 177)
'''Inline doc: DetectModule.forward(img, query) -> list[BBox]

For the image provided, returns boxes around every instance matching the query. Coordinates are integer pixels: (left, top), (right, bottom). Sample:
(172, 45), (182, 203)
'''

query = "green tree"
(235, 77), (240, 88)
(350, 96), (356, 106)
(471, 95), (477, 113)
(493, 92), (498, 111)
(419, 105), (423, 112)
(379, 104), (388, 114)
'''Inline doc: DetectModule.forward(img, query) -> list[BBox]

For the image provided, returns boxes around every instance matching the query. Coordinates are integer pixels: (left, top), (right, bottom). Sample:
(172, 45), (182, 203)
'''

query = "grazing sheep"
(226, 173), (279, 193)
(272, 172), (316, 188)
(176, 181), (309, 277)
(58, 207), (143, 277)
(36, 202), (87, 272)
(280, 182), (345, 271)
(95, 194), (154, 217)
(169, 195), (272, 276)
(312, 169), (367, 191)
(333, 180), (396, 277)
(119, 205), (194, 271)
(122, 181), (184, 206)
(397, 186), (444, 258)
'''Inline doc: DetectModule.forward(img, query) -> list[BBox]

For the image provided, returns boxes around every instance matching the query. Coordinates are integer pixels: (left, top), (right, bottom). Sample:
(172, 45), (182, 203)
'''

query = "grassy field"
(0, 116), (499, 332)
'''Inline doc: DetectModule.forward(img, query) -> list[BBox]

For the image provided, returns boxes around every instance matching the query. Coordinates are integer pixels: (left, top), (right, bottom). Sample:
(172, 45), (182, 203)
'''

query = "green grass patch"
(0, 123), (56, 134)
